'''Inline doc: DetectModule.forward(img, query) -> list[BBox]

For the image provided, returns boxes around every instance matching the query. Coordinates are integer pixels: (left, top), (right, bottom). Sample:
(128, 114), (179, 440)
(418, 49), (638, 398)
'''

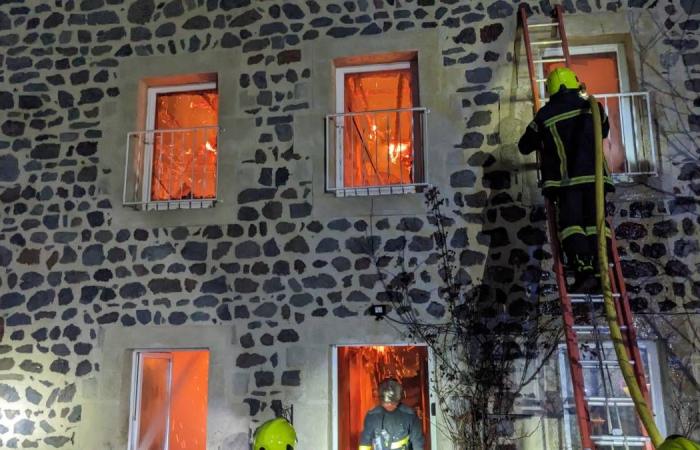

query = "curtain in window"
(151, 90), (218, 201)
(343, 69), (415, 187)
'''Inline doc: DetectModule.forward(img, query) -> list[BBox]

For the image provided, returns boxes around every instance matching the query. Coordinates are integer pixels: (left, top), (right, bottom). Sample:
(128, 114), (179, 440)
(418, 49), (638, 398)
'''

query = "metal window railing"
(596, 91), (657, 178)
(325, 107), (430, 197)
(123, 126), (219, 210)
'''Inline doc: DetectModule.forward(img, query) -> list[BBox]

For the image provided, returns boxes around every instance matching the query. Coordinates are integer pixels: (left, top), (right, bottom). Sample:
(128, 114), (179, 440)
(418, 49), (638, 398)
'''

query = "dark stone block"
(674, 239), (699, 257)
(254, 302), (277, 317)
(302, 273), (336, 289)
(284, 236), (310, 253)
(456, 132), (484, 149)
(50, 358), (70, 374)
(63, 324), (81, 341)
(408, 236), (433, 251)
(155, 22), (176, 37)
(465, 67), (492, 83)
(478, 227), (510, 247)
(168, 312), (187, 325)
(31, 143), (60, 159)
(346, 236), (380, 254)
(235, 278), (259, 293)
(136, 310), (151, 324)
(182, 242), (207, 261)
(282, 3), (304, 19)
(621, 260), (658, 279)
(148, 278), (181, 294)
(278, 329), (299, 342)
(328, 218), (351, 231)
(119, 282), (147, 299)
(642, 243), (666, 259)
(384, 236), (406, 252)
(333, 305), (356, 317)
(128, 0), (155, 24)
(450, 169), (476, 187)
(82, 244), (104, 266)
(238, 188), (276, 204)
(480, 23), (503, 43)
(327, 26), (359, 38)
(0, 384), (19, 402)
(615, 222), (647, 240)
(1, 293), (24, 309)
(516, 225), (546, 246)
(96, 312), (118, 324)
(652, 220), (677, 238)
(13, 418), (33, 435)
(184, 15), (210, 29)
(255, 371), (274, 387)
(27, 290), (53, 312)
(2, 120), (24, 137)
(87, 10), (119, 24)
(236, 352), (266, 368)
(141, 243), (175, 261)
(238, 206), (259, 221)
(202, 276), (227, 294)
(347, 290), (370, 302)
(454, 27), (476, 44)
(316, 237), (339, 253)
(290, 293), (313, 307)
(78, 88), (103, 104)
(236, 241), (261, 259)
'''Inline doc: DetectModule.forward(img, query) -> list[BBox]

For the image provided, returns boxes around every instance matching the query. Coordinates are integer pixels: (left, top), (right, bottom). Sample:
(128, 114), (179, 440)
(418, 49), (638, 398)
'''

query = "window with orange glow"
(128, 350), (209, 450)
(335, 345), (431, 450)
(146, 84), (218, 202)
(543, 46), (629, 174)
(334, 61), (424, 191)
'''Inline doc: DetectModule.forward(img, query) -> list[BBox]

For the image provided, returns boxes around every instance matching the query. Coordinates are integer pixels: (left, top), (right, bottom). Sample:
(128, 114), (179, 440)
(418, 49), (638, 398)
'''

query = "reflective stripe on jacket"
(518, 90), (615, 197)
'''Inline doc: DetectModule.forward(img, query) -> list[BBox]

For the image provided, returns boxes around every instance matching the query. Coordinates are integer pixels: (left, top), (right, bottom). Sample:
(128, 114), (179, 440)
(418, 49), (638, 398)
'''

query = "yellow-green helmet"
(546, 67), (581, 96)
(658, 436), (700, 450)
(253, 418), (297, 450)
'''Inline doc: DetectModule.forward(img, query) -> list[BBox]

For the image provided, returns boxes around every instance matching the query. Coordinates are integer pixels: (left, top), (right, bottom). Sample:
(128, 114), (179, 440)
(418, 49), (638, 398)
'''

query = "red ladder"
(518, 4), (653, 449)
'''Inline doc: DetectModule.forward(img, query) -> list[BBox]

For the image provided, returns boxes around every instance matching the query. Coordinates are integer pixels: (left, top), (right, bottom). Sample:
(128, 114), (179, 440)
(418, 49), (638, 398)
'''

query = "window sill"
(330, 183), (429, 197)
(124, 199), (216, 211)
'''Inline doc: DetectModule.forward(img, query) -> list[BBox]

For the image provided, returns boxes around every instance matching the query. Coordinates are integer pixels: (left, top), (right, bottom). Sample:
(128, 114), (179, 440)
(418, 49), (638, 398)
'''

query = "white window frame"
(127, 351), (174, 450)
(331, 343), (438, 450)
(330, 62), (428, 196)
(142, 82), (217, 207)
(557, 340), (667, 449)
(126, 348), (210, 450)
(538, 44), (657, 178)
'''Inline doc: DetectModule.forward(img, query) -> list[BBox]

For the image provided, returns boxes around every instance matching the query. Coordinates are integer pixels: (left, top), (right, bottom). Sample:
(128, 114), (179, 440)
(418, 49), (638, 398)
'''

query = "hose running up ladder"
(591, 96), (664, 448)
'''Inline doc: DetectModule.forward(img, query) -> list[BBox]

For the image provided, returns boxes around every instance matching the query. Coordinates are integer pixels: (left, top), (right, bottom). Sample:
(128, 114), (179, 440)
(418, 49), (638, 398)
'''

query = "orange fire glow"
(150, 89), (218, 201)
(343, 69), (415, 187)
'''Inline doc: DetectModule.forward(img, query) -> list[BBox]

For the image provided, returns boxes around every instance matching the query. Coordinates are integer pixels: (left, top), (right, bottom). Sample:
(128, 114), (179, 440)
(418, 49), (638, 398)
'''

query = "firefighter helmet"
(658, 436), (700, 450)
(546, 67), (581, 96)
(253, 417), (297, 450)
(378, 378), (403, 404)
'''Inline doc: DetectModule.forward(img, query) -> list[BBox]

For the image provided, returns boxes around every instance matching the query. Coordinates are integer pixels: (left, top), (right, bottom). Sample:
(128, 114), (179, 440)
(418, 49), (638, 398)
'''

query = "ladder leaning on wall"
(517, 4), (654, 449)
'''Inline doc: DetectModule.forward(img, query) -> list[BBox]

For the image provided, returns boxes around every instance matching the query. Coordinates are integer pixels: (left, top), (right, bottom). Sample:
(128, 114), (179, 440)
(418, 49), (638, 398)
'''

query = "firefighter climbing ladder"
(517, 4), (654, 449)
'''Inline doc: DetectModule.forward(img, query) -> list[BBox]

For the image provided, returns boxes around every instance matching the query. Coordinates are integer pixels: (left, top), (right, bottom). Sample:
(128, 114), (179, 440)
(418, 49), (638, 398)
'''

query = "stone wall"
(0, 0), (699, 449)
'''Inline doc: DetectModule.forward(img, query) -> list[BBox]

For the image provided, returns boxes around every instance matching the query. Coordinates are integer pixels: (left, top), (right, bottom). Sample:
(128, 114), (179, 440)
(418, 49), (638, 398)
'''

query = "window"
(326, 56), (429, 197)
(332, 344), (435, 450)
(124, 76), (219, 210)
(540, 44), (657, 177)
(127, 350), (209, 450)
(558, 341), (666, 449)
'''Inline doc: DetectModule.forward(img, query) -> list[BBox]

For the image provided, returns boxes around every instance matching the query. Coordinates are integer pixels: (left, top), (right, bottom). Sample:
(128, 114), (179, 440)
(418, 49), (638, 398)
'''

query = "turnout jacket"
(359, 404), (424, 450)
(518, 90), (614, 198)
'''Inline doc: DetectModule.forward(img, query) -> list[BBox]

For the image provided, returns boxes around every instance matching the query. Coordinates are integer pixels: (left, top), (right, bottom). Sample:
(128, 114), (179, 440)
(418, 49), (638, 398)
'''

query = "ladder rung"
(569, 293), (621, 303)
(572, 325), (628, 333)
(533, 58), (567, 64)
(579, 359), (633, 367)
(531, 40), (563, 45)
(536, 78), (547, 83)
(528, 22), (559, 28)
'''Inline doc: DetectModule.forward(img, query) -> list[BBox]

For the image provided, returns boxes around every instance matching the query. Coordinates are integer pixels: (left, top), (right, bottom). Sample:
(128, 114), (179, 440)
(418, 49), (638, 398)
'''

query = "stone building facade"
(0, 0), (699, 449)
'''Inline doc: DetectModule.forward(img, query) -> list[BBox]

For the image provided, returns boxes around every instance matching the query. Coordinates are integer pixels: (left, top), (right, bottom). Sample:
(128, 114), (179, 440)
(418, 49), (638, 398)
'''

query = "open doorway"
(332, 344), (434, 450)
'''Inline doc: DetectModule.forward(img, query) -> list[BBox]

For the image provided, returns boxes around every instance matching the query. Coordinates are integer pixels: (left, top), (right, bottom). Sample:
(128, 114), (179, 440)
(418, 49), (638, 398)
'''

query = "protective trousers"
(554, 185), (610, 274)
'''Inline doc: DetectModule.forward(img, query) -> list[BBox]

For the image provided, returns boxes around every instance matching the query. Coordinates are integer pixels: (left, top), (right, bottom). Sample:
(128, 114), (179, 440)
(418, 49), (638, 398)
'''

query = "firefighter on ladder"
(518, 67), (613, 294)
(359, 378), (425, 450)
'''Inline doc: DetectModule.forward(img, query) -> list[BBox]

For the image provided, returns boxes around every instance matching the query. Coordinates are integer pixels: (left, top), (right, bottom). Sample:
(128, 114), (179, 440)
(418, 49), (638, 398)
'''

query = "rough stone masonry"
(0, 0), (699, 448)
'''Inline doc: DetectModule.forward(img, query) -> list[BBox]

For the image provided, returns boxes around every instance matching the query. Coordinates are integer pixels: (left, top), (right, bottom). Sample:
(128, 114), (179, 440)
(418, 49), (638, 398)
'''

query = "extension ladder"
(518, 4), (653, 449)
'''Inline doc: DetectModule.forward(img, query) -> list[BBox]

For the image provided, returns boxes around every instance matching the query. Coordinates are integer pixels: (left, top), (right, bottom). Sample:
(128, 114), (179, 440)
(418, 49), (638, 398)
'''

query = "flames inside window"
(150, 88), (218, 201)
(343, 69), (416, 188)
(336, 345), (431, 450)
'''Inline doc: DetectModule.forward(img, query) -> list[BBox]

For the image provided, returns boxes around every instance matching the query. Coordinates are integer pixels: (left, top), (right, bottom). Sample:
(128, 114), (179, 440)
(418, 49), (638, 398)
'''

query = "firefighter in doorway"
(359, 378), (425, 450)
(518, 67), (614, 294)
(253, 417), (297, 450)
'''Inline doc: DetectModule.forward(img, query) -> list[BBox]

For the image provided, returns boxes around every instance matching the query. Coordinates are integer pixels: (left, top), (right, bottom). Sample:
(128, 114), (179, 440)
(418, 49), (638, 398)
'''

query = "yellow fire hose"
(590, 96), (664, 448)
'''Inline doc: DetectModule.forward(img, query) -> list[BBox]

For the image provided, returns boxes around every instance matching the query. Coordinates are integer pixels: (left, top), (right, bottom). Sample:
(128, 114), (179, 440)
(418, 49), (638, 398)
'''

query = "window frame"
(557, 340), (667, 449)
(141, 81), (218, 208)
(538, 43), (657, 178)
(329, 61), (428, 196)
(126, 348), (210, 450)
(330, 343), (438, 450)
